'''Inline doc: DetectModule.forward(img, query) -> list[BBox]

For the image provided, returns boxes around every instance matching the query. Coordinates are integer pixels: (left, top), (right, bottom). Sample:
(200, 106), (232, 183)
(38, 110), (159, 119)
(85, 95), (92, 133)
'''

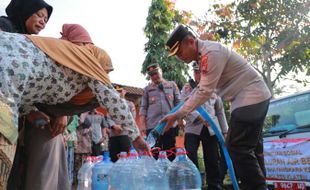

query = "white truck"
(263, 90), (310, 190)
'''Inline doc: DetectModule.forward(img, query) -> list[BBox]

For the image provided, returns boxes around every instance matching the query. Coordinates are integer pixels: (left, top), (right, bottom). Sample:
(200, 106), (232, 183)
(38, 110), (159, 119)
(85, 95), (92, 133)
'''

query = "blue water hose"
(146, 102), (239, 190)
(196, 106), (239, 190)
(151, 102), (184, 136)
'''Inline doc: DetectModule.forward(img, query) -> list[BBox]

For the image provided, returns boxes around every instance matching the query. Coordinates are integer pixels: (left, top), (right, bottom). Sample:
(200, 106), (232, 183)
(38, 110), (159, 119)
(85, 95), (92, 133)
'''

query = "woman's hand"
(132, 136), (150, 153)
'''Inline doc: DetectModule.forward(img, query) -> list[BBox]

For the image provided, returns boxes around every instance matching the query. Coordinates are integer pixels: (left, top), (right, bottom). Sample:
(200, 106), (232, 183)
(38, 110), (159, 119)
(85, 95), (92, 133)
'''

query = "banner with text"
(264, 138), (310, 182)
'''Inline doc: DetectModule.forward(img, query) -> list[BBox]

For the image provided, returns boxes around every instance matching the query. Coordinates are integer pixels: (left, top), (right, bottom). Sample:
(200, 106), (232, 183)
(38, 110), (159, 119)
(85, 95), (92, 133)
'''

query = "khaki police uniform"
(176, 39), (271, 115)
(140, 79), (181, 160)
(166, 25), (271, 190)
(140, 80), (180, 130)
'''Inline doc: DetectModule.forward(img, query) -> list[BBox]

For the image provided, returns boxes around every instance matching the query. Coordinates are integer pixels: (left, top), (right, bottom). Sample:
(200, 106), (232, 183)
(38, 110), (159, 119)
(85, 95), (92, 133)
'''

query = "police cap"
(146, 63), (160, 76)
(166, 25), (193, 57)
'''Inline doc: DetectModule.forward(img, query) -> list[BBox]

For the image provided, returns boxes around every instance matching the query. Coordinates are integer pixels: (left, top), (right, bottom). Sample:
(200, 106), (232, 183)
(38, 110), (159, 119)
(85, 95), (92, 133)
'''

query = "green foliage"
(192, 0), (310, 96)
(142, 0), (189, 88)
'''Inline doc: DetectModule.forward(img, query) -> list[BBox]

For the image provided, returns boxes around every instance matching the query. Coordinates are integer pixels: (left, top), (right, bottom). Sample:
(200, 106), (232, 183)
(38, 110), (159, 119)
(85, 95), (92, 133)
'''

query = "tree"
(142, 0), (191, 88)
(191, 0), (310, 96)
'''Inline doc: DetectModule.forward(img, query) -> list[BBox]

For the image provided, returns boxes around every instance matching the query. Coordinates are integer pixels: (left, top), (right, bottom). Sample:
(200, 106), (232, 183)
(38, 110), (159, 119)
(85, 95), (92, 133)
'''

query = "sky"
(0, 0), (212, 88)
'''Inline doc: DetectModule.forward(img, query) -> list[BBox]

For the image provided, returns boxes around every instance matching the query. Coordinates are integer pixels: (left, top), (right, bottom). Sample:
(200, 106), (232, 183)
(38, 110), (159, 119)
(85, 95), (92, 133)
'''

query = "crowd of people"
(0, 0), (272, 190)
(62, 85), (136, 188)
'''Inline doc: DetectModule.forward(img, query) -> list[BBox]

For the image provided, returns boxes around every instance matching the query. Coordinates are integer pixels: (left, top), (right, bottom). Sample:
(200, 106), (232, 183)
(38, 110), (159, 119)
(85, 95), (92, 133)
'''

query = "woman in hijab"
(10, 24), (136, 190)
(19, 24), (104, 190)
(0, 0), (52, 34)
(61, 24), (96, 189)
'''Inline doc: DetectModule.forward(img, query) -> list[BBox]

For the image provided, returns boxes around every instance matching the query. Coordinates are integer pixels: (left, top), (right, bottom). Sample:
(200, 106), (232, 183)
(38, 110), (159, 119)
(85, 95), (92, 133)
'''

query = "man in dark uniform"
(162, 25), (271, 190)
(140, 63), (181, 160)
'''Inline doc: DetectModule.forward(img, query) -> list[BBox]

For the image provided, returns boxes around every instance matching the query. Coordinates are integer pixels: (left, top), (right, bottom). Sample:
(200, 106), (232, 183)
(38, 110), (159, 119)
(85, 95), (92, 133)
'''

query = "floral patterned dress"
(0, 31), (140, 142)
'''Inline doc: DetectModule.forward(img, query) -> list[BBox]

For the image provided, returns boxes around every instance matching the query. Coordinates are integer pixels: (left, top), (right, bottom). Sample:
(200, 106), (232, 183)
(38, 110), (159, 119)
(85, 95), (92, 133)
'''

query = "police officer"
(140, 63), (181, 160)
(162, 25), (271, 190)
(181, 62), (228, 190)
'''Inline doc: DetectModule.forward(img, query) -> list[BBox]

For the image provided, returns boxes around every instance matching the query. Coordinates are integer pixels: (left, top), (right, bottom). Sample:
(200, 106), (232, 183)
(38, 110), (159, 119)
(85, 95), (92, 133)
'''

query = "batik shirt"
(0, 31), (140, 142)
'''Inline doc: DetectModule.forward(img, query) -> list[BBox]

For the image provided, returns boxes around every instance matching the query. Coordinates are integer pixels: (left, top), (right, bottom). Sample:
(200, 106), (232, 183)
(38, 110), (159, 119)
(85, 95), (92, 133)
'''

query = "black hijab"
(5, 0), (53, 34)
